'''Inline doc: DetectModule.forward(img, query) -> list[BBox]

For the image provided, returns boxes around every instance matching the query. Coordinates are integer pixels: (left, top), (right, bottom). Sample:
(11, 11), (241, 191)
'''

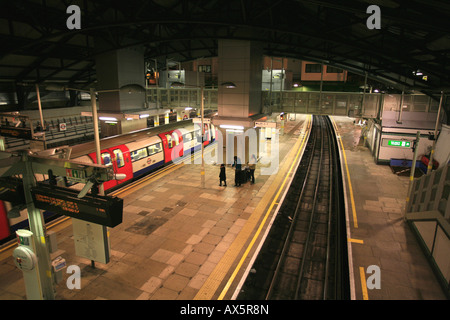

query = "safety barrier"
(405, 163), (450, 298)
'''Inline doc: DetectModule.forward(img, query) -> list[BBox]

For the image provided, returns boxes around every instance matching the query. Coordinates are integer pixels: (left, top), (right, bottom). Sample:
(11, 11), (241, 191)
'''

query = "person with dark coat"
(219, 164), (227, 186)
(249, 154), (256, 184)
(232, 156), (242, 186)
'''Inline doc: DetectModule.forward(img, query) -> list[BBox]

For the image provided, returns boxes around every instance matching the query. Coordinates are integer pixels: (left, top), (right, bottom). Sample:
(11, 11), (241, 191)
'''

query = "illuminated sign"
(388, 140), (411, 148)
(0, 127), (33, 140)
(31, 183), (123, 227)
(254, 121), (276, 128)
(0, 177), (25, 205)
(65, 168), (88, 182)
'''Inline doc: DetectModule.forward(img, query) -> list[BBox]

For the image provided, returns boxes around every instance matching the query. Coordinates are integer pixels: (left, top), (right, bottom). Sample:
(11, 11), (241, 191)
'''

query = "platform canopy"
(1, 0), (449, 98)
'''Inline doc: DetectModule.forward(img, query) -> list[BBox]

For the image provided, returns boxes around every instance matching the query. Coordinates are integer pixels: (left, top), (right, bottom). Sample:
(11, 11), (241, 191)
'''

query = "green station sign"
(388, 140), (411, 148)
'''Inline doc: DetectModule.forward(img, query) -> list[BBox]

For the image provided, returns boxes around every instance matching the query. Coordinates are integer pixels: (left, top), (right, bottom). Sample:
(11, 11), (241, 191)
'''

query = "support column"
(214, 40), (264, 164)
(95, 43), (146, 136)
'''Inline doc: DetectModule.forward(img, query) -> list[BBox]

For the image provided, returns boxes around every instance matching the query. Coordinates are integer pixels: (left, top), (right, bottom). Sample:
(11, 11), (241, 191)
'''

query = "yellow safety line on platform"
(194, 116), (311, 300)
(0, 145), (214, 260)
(359, 266), (369, 300)
(331, 117), (359, 228)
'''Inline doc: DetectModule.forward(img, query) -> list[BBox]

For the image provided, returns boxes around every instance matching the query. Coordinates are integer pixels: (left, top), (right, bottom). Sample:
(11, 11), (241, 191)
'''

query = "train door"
(210, 124), (216, 142)
(203, 123), (210, 146)
(173, 130), (184, 159)
(158, 130), (184, 163)
(108, 145), (133, 185)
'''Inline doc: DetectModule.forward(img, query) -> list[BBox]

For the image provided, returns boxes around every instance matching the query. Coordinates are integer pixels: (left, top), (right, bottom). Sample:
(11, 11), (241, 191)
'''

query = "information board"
(31, 183), (123, 227)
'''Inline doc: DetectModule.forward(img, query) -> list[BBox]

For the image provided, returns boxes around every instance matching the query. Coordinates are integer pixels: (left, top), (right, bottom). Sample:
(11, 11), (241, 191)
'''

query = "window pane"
(101, 152), (112, 166)
(113, 149), (125, 168)
(148, 142), (163, 156)
(130, 148), (148, 162)
(326, 66), (343, 73)
(172, 132), (180, 146)
(305, 64), (322, 73)
(166, 134), (173, 148)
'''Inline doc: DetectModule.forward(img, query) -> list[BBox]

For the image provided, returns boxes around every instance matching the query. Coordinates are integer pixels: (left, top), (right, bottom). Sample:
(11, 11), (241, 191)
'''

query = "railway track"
(237, 115), (349, 300)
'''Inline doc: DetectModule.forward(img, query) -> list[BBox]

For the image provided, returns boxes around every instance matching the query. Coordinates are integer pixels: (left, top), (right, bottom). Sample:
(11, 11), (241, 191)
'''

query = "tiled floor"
(333, 116), (446, 300)
(0, 115), (446, 300)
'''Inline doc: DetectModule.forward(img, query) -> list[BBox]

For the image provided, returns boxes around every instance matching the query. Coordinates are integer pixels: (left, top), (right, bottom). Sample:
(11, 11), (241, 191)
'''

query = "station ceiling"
(1, 0), (450, 98)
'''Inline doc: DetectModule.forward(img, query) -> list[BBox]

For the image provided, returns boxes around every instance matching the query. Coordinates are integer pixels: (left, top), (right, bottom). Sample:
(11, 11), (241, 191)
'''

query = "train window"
(113, 149), (125, 168)
(130, 148), (148, 162)
(172, 132), (180, 146)
(101, 152), (112, 166)
(166, 134), (173, 148)
(148, 142), (162, 156)
(184, 132), (193, 142)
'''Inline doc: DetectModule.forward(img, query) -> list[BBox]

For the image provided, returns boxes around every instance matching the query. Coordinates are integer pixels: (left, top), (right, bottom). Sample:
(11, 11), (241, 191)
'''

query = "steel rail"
(264, 118), (318, 300)
(323, 117), (335, 299)
(294, 116), (326, 299)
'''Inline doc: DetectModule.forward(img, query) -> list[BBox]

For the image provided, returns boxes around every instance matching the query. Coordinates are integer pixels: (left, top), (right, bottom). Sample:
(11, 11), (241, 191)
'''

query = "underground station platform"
(0, 115), (446, 303)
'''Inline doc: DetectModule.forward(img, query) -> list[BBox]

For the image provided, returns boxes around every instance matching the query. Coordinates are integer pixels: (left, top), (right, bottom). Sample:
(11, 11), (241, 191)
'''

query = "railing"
(145, 88), (441, 120)
(4, 115), (99, 151)
(405, 163), (450, 298)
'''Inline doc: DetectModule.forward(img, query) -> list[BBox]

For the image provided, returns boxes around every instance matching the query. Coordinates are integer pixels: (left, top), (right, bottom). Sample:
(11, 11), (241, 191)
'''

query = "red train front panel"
(88, 144), (133, 191)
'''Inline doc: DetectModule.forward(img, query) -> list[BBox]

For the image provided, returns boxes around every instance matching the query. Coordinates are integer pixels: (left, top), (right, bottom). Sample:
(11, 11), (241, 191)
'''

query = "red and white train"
(0, 119), (217, 243)
(71, 119), (217, 191)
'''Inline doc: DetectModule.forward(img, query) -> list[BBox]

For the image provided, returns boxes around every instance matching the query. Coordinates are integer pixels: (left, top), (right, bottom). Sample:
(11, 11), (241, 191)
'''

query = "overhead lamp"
(185, 107), (193, 110)
(120, 84), (145, 94)
(99, 116), (117, 121)
(221, 82), (237, 89)
(139, 114), (150, 118)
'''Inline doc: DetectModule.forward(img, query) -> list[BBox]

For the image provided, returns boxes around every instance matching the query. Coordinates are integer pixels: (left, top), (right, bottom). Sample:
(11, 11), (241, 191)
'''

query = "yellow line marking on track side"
(331, 118), (358, 228)
(359, 266), (369, 300)
(348, 238), (364, 244)
(194, 116), (311, 300)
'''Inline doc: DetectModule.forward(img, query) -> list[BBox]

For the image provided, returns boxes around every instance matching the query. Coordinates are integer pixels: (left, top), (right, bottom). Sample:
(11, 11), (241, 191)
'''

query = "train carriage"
(127, 136), (164, 177)
(0, 119), (218, 243)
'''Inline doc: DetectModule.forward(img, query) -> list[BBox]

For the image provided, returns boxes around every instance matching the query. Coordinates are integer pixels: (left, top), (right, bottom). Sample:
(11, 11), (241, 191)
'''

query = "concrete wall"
(217, 40), (262, 118)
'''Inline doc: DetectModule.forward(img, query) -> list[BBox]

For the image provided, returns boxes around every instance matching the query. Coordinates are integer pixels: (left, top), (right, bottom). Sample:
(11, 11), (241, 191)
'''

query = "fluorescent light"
(99, 117), (117, 121)
(185, 107), (193, 110)
(220, 125), (244, 130)
(105, 121), (117, 124)
(221, 82), (237, 89)
(139, 114), (150, 118)
(226, 129), (244, 133)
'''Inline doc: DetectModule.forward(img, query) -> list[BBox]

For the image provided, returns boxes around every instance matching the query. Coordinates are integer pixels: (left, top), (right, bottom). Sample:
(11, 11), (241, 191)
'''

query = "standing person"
(249, 154), (256, 184)
(219, 164), (227, 186)
(232, 156), (242, 186)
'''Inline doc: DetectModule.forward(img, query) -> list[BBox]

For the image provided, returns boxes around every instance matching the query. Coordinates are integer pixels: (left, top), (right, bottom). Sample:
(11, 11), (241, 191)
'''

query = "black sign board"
(0, 177), (25, 205)
(0, 127), (33, 140)
(31, 183), (123, 227)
